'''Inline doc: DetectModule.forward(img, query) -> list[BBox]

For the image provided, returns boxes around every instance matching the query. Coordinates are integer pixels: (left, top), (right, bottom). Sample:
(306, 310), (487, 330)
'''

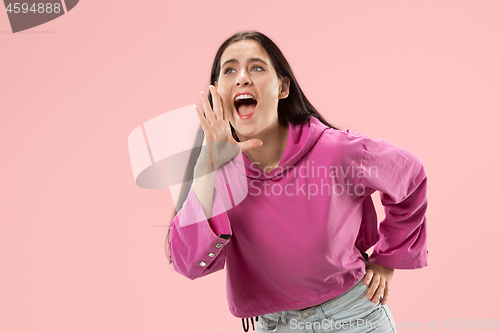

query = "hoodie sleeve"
(168, 167), (233, 280)
(356, 134), (428, 269)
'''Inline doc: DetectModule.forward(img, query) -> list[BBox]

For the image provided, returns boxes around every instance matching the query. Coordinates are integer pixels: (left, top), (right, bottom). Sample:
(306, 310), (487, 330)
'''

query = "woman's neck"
(238, 122), (289, 172)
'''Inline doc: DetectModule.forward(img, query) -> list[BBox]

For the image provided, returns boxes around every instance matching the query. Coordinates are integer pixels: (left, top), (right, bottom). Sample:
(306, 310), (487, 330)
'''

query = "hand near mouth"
(196, 85), (263, 171)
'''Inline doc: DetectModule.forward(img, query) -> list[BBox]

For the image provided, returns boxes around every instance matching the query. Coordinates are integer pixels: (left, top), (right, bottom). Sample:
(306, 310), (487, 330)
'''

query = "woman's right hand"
(196, 85), (263, 171)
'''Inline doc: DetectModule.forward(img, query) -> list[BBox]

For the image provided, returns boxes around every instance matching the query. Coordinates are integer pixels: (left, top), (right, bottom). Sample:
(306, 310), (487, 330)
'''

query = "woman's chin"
(234, 127), (258, 140)
(233, 122), (261, 140)
(232, 113), (257, 135)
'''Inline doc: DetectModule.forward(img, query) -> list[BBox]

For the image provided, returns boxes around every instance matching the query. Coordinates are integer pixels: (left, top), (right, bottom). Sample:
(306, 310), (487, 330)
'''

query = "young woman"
(166, 31), (428, 333)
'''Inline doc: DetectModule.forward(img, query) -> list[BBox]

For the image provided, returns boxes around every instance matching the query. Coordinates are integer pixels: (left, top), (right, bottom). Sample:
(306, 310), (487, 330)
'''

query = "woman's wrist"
(194, 161), (216, 179)
(196, 146), (218, 172)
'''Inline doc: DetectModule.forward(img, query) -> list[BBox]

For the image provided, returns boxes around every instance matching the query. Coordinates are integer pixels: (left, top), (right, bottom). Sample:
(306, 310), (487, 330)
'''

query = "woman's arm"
(168, 86), (261, 279)
(354, 133), (428, 304)
(193, 86), (262, 218)
(358, 134), (428, 267)
(192, 146), (218, 219)
(168, 174), (232, 280)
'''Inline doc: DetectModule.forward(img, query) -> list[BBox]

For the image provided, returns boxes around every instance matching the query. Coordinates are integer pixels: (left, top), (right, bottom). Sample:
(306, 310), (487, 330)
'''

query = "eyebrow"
(221, 58), (268, 68)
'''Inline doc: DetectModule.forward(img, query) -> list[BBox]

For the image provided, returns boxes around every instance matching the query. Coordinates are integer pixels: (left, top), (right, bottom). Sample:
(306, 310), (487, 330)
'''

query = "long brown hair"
(166, 31), (339, 263)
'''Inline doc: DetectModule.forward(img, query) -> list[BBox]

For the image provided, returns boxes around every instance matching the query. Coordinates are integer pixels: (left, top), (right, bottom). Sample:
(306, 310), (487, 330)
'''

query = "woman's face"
(214, 40), (289, 140)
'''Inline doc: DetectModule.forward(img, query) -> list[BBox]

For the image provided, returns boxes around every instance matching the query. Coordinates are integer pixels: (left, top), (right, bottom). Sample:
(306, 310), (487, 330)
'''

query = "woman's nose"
(235, 70), (251, 86)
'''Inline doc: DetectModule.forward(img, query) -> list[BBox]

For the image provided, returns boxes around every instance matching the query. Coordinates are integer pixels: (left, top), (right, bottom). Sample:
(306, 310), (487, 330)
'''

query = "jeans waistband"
(261, 277), (368, 325)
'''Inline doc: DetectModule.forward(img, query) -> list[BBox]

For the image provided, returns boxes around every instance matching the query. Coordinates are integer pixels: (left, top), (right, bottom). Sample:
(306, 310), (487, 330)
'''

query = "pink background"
(1, 1), (499, 332)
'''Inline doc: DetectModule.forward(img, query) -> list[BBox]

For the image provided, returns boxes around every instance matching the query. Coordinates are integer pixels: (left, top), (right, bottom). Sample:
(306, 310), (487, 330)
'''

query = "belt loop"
(316, 306), (327, 320)
(281, 311), (287, 324)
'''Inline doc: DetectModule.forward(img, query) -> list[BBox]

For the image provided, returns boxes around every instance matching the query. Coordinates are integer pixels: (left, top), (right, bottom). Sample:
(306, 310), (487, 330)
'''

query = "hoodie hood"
(229, 116), (329, 180)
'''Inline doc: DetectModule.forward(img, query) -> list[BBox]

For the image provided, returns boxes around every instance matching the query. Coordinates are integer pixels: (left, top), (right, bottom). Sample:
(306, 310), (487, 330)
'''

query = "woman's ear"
(214, 81), (218, 89)
(279, 77), (290, 99)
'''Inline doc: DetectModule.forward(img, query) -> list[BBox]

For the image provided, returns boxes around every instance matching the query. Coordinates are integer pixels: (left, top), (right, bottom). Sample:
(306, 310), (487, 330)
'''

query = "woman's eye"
(252, 66), (263, 72)
(224, 68), (235, 74)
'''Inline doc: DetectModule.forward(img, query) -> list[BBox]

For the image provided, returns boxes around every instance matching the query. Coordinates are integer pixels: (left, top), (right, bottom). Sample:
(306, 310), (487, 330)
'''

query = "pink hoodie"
(168, 116), (427, 318)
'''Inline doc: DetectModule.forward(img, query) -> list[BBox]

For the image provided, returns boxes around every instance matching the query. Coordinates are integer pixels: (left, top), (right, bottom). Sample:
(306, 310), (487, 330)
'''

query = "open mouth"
(234, 93), (257, 119)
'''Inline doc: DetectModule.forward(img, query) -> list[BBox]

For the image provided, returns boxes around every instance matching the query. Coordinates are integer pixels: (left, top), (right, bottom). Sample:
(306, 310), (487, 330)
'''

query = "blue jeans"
(256, 278), (397, 333)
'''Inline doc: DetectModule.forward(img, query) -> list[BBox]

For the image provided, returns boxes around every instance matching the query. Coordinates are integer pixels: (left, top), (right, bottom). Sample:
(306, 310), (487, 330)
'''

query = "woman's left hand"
(364, 261), (394, 305)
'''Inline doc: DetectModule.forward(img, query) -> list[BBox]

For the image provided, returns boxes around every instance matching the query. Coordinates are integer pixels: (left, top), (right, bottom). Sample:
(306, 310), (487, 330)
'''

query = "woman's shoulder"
(318, 125), (366, 148)
(306, 125), (367, 162)
(309, 116), (365, 140)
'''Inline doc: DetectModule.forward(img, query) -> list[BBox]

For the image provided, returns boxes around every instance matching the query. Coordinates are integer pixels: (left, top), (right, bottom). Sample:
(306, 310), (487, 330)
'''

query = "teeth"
(235, 94), (255, 101)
